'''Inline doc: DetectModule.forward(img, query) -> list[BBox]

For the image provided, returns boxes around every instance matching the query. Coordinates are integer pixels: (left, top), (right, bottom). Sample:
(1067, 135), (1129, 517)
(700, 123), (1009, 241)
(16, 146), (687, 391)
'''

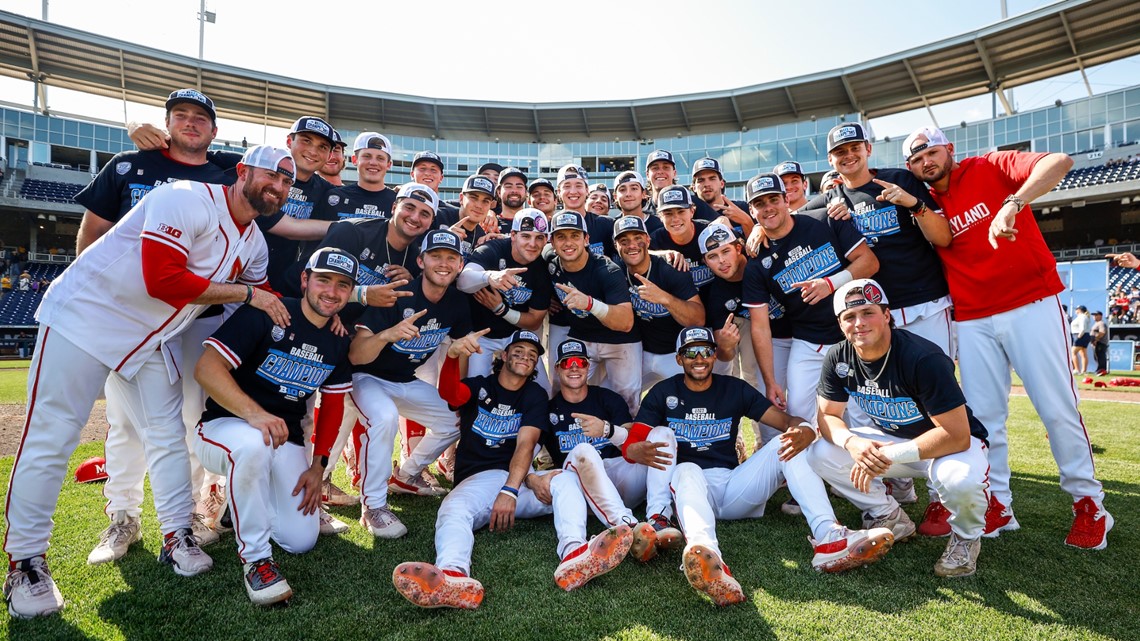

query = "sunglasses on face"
(558, 356), (589, 370)
(679, 346), (715, 360)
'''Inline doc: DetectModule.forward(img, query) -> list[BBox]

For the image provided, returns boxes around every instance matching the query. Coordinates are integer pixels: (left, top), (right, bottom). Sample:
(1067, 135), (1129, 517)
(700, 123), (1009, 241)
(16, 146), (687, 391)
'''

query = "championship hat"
(353, 132), (393, 156)
(240, 145), (296, 180)
(478, 162), (505, 176)
(420, 229), (463, 255)
(744, 172), (785, 203)
(412, 150), (445, 170)
(289, 116), (336, 146)
(691, 157), (723, 180)
(698, 223), (738, 255)
(528, 177), (555, 193)
(165, 88), (216, 122)
(511, 208), (549, 234)
(645, 149), (676, 168)
(833, 278), (890, 316)
(557, 164), (589, 187)
(499, 166), (528, 187)
(656, 185), (693, 211)
(676, 326), (716, 353)
(396, 182), (440, 214)
(305, 247), (360, 284)
(556, 338), (589, 362)
(902, 126), (951, 161)
(827, 122), (869, 153)
(613, 170), (646, 189)
(773, 160), (805, 177)
(75, 456), (109, 483)
(462, 174), (497, 197)
(612, 215), (649, 240)
(507, 329), (545, 356)
(550, 211), (588, 233)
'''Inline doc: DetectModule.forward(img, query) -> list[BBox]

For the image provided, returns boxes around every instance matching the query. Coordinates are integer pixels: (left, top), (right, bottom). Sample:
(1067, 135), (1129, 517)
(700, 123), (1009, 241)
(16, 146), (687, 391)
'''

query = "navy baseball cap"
(773, 161), (805, 177)
(613, 170), (646, 189)
(528, 177), (555, 193)
(833, 279), (890, 316)
(478, 162), (504, 175)
(613, 215), (649, 240)
(691, 157), (723, 180)
(656, 185), (693, 211)
(820, 169), (842, 187)
(507, 329), (545, 355)
(676, 326), (716, 353)
(289, 116), (336, 146)
(420, 229), (463, 255)
(499, 166), (528, 187)
(556, 338), (588, 362)
(744, 173), (785, 203)
(557, 164), (589, 187)
(827, 123), (868, 153)
(551, 211), (588, 233)
(330, 128), (346, 149)
(305, 247), (359, 284)
(511, 208), (549, 234)
(413, 151), (445, 170)
(166, 89), (216, 122)
(646, 149), (675, 168)
(462, 174), (497, 197)
(697, 223), (737, 255)
(396, 182), (440, 214)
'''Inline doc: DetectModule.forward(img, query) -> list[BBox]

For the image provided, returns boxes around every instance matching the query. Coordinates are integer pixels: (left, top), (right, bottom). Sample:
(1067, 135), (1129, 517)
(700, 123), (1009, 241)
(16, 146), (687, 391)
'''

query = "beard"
(244, 179), (286, 216)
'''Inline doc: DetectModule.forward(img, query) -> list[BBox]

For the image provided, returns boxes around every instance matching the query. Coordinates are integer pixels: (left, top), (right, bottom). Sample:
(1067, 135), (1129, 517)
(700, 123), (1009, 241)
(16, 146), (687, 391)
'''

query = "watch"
(1002, 194), (1026, 211)
(319, 455), (330, 469)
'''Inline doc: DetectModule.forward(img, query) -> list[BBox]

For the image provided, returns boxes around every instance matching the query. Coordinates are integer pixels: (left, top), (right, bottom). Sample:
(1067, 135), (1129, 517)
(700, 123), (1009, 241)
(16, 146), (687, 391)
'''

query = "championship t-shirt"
(76, 149), (233, 222)
(452, 374), (550, 484)
(547, 250), (636, 344)
(650, 219), (715, 290)
(584, 212), (617, 258)
(623, 255), (698, 354)
(312, 184), (397, 222)
(543, 386), (631, 467)
(706, 276), (793, 340)
(466, 238), (553, 339)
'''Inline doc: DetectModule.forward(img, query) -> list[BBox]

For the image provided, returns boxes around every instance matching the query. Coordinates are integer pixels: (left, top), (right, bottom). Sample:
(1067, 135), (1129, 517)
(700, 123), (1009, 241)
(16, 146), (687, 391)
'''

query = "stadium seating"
(18, 178), (82, 204)
(1109, 265), (1140, 292)
(0, 290), (44, 326)
(25, 263), (67, 281)
(1054, 158), (1140, 190)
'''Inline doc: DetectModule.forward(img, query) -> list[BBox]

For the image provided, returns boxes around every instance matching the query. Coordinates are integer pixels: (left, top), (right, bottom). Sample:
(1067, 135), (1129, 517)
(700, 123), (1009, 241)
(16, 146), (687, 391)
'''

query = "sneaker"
(884, 478), (918, 505)
(781, 497), (802, 516)
(87, 510), (142, 565)
(917, 501), (952, 537)
(319, 508), (350, 536)
(1064, 497), (1113, 550)
(934, 532), (981, 578)
(322, 479), (359, 507)
(628, 522), (659, 563)
(554, 525), (634, 591)
(361, 506), (408, 539)
(388, 471), (449, 497)
(863, 506), (916, 542)
(158, 528), (213, 577)
(982, 494), (1020, 538)
(392, 563), (483, 609)
(682, 546), (745, 607)
(191, 512), (220, 547)
(811, 526), (894, 573)
(198, 485), (229, 532)
(735, 434), (748, 464)
(243, 557), (292, 606)
(4, 556), (64, 619)
(648, 514), (685, 551)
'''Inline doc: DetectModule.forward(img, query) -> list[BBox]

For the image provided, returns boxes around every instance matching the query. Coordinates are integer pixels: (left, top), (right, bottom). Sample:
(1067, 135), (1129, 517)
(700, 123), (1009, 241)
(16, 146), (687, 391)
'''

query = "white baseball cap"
(833, 278), (890, 316)
(353, 132), (393, 156)
(240, 145), (295, 180)
(396, 182), (440, 214)
(902, 127), (951, 162)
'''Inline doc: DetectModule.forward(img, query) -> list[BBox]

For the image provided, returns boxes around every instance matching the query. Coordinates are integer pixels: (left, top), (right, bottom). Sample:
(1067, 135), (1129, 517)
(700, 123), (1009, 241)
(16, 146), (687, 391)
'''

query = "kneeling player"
(392, 330), (552, 609)
(194, 248), (357, 605)
(807, 279), (990, 577)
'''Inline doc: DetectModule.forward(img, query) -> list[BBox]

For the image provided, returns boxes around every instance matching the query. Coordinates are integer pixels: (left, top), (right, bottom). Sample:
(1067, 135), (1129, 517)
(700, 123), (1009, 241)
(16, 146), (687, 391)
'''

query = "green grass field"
(0, 396), (1136, 641)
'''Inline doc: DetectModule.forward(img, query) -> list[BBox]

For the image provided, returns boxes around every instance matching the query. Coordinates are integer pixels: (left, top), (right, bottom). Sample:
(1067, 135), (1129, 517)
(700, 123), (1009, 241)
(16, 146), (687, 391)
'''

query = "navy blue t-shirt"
(547, 251), (636, 344)
(466, 238), (553, 340)
(200, 298), (352, 446)
(543, 386), (632, 467)
(584, 213), (616, 258)
(650, 219), (715, 291)
(623, 255), (698, 355)
(818, 329), (988, 442)
(636, 374), (772, 470)
(453, 375), (550, 484)
(256, 172), (336, 292)
(705, 276), (793, 340)
(312, 184), (397, 222)
(742, 215), (866, 345)
(76, 149), (232, 222)
(644, 190), (718, 222)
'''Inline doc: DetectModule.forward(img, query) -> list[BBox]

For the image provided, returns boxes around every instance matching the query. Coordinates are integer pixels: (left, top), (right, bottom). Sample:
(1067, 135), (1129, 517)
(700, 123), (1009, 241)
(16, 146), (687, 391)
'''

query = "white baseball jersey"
(37, 181), (268, 380)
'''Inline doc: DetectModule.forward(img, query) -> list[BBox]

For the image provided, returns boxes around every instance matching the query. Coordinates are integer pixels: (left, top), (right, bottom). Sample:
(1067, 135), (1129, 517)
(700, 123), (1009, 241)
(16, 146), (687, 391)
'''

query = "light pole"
(198, 0), (216, 61)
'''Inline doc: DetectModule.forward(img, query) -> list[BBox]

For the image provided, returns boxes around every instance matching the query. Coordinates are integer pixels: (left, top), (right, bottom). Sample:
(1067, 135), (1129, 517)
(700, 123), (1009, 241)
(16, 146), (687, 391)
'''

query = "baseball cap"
(330, 128), (346, 149)
(612, 215), (648, 240)
(820, 169), (842, 186)
(773, 160), (805, 177)
(396, 182), (440, 214)
(412, 151), (445, 170)
(556, 338), (589, 362)
(589, 183), (610, 199)
(511, 208), (549, 234)
(508, 329), (545, 355)
(613, 170), (646, 189)
(478, 162), (505, 176)
(1093, 310), (1103, 316)
(827, 123), (869, 153)
(646, 149), (675, 168)
(902, 126), (951, 161)
(691, 157), (723, 180)
(166, 88), (216, 122)
(420, 229), (463, 255)
(528, 177), (555, 193)
(676, 326), (716, 353)
(698, 223), (738, 255)
(550, 211), (588, 233)
(557, 164), (589, 187)
(1077, 305), (1088, 312)
(833, 278), (890, 316)
(353, 131), (393, 156)
(240, 145), (296, 180)
(499, 166), (528, 187)
(744, 173), (785, 203)
(75, 456), (109, 483)
(462, 174), (497, 197)
(656, 185), (693, 211)
(289, 116), (336, 146)
(305, 247), (360, 284)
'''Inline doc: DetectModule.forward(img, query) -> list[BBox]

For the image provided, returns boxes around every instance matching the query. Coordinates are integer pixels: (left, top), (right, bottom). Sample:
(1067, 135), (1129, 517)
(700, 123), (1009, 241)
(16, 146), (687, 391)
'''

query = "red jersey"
(927, 151), (1063, 321)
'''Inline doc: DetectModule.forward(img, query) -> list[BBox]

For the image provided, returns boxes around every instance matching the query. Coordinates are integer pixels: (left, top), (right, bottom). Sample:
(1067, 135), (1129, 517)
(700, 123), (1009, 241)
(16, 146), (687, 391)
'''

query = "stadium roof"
(1, 0), (1139, 141)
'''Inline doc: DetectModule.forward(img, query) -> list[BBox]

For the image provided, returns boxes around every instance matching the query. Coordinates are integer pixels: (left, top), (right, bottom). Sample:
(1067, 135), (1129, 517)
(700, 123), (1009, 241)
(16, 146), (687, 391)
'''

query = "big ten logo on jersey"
(392, 317), (447, 361)
(554, 414), (609, 453)
(472, 399), (523, 447)
(128, 179), (176, 207)
(554, 284), (590, 319)
(948, 201), (991, 238)
(774, 244), (840, 294)
(852, 200), (900, 245)
(258, 346), (335, 401)
(848, 381), (922, 431)
(157, 223), (183, 239)
(281, 188), (314, 220)
(588, 240), (605, 256)
(629, 285), (668, 320)
(669, 407), (732, 450)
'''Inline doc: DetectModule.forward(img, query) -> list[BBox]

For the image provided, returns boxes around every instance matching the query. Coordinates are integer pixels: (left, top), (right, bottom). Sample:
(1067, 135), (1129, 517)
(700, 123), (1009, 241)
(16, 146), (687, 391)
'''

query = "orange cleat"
(682, 546), (746, 607)
(392, 562), (483, 610)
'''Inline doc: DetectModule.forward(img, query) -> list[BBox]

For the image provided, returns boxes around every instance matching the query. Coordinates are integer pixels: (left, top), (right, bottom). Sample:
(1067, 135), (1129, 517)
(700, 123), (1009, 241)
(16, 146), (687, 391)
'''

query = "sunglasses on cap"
(558, 356), (589, 370)
(679, 346), (715, 360)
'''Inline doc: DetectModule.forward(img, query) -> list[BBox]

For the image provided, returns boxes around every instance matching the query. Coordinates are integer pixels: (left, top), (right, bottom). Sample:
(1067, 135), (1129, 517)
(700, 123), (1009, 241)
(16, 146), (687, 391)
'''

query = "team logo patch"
(328, 195), (340, 206)
(835, 125), (858, 141)
(548, 263), (557, 275)
(666, 395), (679, 410)
(431, 231), (458, 247)
(662, 190), (684, 204)
(616, 217), (643, 233)
(703, 227), (732, 251)
(472, 177), (494, 192)
(326, 253), (354, 271)
(499, 258), (507, 270)
(157, 223), (183, 239)
(751, 176), (776, 192)
(549, 412), (559, 425)
(361, 248), (372, 261)
(836, 362), (850, 378)
(478, 387), (488, 401)
(271, 326), (285, 342)
(402, 308), (415, 319)
(695, 158), (717, 171)
(116, 162), (132, 175)
(761, 256), (773, 269)
(862, 282), (884, 304)
(726, 299), (738, 311)
(554, 213), (579, 228)
(304, 119), (331, 136)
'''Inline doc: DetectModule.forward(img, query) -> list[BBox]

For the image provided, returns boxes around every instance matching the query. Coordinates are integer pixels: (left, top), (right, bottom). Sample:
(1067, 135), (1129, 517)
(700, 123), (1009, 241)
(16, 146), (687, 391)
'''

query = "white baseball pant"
(469, 334), (551, 391)
(893, 296), (955, 358)
(195, 418), (318, 563)
(957, 295), (1103, 507)
(640, 351), (683, 394)
(434, 468), (553, 575)
(551, 443), (648, 558)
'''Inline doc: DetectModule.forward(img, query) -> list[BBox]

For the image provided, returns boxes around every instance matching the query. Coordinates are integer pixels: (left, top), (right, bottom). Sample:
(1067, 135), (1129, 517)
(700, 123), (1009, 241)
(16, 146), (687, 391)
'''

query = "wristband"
(909, 201), (928, 217)
(839, 432), (856, 451)
(492, 302), (508, 317)
(585, 296), (594, 312)
(498, 489), (518, 500)
(352, 285), (368, 305)
(829, 269), (853, 290)
(881, 441), (922, 465)
(621, 422), (653, 462)
(602, 421), (613, 439)
(502, 309), (522, 325)
(318, 455), (330, 469)
(243, 285), (254, 305)
(590, 299), (610, 320)
(500, 485), (519, 497)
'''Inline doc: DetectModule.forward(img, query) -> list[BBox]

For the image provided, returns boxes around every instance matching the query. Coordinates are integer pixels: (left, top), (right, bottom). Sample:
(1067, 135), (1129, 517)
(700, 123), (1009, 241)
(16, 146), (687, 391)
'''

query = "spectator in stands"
(17, 271), (30, 291)
(1070, 306), (1091, 374)
(1, 274), (10, 297)
(38, 277), (50, 290)
(1091, 312), (1109, 375)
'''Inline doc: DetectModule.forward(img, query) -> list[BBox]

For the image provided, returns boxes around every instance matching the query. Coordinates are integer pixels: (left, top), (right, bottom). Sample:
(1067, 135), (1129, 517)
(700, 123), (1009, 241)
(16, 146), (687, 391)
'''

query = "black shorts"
(1074, 334), (1091, 348)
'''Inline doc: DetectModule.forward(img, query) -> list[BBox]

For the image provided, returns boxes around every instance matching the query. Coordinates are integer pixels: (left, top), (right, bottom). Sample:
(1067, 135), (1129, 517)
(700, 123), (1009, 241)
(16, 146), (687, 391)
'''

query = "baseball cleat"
(4, 556), (64, 619)
(319, 508), (350, 536)
(198, 485), (230, 533)
(322, 479), (359, 507)
(388, 472), (449, 497)
(917, 501), (952, 537)
(863, 506), (916, 543)
(554, 524), (634, 591)
(191, 513), (220, 547)
(934, 533), (981, 578)
(648, 514), (685, 551)
(682, 546), (746, 607)
(884, 478), (918, 505)
(361, 506), (408, 539)
(982, 495), (1019, 538)
(87, 510), (142, 565)
(811, 526), (894, 573)
(244, 558), (293, 606)
(781, 497), (803, 516)
(628, 522), (659, 563)
(1065, 497), (1113, 550)
(158, 528), (213, 577)
(392, 562), (483, 609)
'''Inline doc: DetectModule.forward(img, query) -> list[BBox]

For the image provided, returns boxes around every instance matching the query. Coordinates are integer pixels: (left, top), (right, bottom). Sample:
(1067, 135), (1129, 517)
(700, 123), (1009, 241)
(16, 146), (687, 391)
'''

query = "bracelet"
(602, 421), (613, 439)
(318, 455), (330, 469)
(500, 485), (519, 497)
(823, 276), (835, 293)
(243, 285), (254, 305)
(1002, 194), (1026, 211)
(492, 302), (508, 317)
(585, 296), (594, 312)
(840, 432), (856, 451)
(909, 201), (928, 216)
(353, 285), (368, 306)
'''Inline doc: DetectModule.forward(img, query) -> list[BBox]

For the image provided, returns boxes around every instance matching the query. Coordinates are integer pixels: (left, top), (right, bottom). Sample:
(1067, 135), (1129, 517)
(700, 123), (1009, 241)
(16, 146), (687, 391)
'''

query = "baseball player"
(437, 175), (495, 255)
(528, 177), (558, 217)
(587, 183), (613, 217)
(622, 327), (895, 606)
(691, 157), (753, 236)
(3, 145), (292, 618)
(193, 247), (357, 605)
(642, 150), (718, 222)
(313, 132), (397, 222)
(410, 151), (460, 220)
(557, 165), (616, 258)
(495, 167), (529, 233)
(317, 128), (347, 186)
(612, 170), (664, 234)
(819, 169), (843, 191)
(392, 330), (552, 610)
(903, 126), (1111, 549)
(773, 161), (811, 211)
(650, 186), (717, 292)
(612, 216), (705, 390)
(808, 279), (991, 577)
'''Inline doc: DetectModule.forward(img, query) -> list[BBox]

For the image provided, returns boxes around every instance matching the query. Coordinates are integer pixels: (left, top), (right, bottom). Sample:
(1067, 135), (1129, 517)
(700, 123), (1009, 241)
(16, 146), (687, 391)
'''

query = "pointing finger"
(724, 312), (735, 328)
